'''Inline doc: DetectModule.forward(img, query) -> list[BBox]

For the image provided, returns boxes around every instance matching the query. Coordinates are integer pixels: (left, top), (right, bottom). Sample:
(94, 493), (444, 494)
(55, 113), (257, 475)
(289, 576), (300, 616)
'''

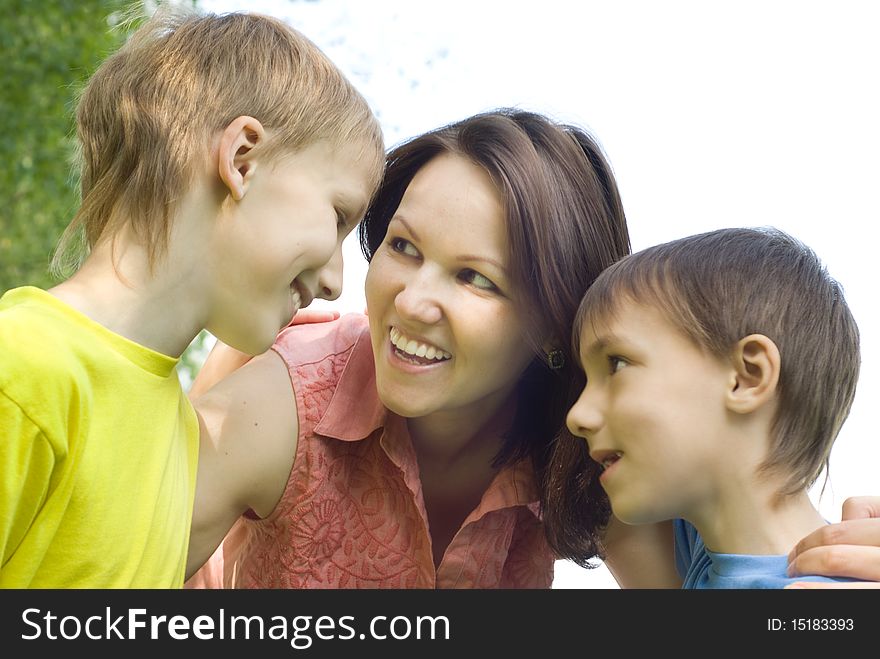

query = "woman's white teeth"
(390, 327), (451, 361)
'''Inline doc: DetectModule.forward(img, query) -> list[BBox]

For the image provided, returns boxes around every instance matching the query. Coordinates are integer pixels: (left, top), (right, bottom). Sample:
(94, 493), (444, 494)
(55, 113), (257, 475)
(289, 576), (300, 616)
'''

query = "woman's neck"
(407, 389), (518, 470)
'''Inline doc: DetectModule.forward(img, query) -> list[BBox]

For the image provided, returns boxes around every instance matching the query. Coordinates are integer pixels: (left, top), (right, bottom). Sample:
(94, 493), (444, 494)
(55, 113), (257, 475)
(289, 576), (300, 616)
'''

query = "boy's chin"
(218, 324), (275, 357)
(610, 501), (663, 527)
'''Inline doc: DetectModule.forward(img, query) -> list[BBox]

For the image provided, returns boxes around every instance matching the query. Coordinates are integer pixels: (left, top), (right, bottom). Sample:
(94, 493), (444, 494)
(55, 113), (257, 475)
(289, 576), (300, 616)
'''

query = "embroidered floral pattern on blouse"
(191, 316), (553, 589)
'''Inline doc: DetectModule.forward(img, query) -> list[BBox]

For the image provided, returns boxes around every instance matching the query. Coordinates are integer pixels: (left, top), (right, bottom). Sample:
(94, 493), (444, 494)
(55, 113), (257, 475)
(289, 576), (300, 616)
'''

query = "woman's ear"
(541, 337), (566, 370)
(217, 115), (265, 201)
(726, 334), (780, 414)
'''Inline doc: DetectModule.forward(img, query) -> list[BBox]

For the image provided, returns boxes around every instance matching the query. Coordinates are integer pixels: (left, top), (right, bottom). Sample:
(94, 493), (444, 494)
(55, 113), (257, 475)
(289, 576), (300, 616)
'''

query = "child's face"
(566, 299), (734, 525)
(212, 140), (375, 354)
(364, 153), (534, 420)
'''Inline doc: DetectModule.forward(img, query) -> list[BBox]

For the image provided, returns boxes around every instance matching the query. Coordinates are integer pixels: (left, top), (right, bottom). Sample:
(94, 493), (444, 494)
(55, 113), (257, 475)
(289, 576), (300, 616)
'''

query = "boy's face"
(566, 299), (734, 526)
(211, 140), (375, 354)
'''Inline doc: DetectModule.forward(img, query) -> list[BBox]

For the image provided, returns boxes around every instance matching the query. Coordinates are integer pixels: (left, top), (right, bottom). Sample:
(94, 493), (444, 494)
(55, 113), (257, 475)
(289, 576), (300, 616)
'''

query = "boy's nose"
(316, 245), (344, 301)
(566, 389), (602, 440)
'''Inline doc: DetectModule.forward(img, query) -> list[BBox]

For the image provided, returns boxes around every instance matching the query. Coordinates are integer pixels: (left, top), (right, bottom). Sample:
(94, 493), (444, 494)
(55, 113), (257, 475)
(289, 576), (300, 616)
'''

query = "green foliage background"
(0, 0), (141, 294)
(0, 0), (208, 386)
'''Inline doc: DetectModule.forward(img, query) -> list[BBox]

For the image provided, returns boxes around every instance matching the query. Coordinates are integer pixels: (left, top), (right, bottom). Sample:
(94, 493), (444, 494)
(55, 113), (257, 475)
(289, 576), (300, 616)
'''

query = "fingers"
(788, 517), (880, 563)
(787, 543), (880, 581)
(841, 496), (880, 521)
(286, 309), (339, 327)
(785, 497), (880, 585)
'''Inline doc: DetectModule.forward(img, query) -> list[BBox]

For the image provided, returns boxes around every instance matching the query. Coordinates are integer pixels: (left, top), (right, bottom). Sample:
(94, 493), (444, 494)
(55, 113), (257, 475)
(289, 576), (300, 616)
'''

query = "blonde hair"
(53, 6), (383, 275)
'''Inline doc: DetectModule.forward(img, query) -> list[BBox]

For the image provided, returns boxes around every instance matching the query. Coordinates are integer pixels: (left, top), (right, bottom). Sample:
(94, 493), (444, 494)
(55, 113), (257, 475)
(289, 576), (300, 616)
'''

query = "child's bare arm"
(185, 349), (299, 579)
(189, 309), (339, 398)
(189, 341), (253, 398)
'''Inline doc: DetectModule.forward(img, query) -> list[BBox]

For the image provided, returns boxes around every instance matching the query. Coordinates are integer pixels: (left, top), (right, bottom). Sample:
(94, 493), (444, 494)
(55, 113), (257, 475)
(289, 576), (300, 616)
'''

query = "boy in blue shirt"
(562, 227), (859, 587)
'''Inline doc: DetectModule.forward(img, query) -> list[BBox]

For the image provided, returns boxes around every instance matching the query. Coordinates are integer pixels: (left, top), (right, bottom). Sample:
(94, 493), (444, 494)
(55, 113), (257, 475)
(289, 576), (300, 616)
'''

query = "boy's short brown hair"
(545, 227), (860, 566)
(54, 7), (383, 274)
(577, 226), (860, 495)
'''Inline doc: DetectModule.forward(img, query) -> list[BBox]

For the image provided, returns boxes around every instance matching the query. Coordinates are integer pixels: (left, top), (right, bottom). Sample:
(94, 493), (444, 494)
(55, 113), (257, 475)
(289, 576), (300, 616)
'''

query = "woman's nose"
(394, 271), (443, 325)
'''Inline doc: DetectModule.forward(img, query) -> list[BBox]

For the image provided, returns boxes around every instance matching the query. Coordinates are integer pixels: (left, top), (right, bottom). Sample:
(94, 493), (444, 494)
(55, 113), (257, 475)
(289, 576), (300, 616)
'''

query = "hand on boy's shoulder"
(283, 308), (340, 329)
(785, 496), (880, 588)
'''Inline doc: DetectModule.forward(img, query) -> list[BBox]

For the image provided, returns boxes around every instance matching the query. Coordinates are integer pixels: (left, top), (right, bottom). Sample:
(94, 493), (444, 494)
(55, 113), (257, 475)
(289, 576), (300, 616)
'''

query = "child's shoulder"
(0, 287), (97, 392)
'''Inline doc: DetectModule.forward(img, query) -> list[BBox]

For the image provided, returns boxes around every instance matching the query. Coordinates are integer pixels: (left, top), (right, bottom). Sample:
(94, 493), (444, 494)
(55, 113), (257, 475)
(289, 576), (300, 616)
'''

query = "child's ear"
(726, 334), (780, 414)
(217, 116), (265, 201)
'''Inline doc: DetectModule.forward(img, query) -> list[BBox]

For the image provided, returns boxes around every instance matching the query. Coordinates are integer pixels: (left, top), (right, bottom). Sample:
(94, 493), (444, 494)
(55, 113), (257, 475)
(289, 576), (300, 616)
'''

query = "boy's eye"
(459, 269), (497, 291)
(390, 237), (420, 257)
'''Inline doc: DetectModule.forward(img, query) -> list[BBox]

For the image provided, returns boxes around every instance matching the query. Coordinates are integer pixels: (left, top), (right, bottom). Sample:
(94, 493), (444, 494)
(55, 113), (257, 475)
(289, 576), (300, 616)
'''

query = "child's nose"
(316, 246), (344, 301)
(566, 388), (602, 439)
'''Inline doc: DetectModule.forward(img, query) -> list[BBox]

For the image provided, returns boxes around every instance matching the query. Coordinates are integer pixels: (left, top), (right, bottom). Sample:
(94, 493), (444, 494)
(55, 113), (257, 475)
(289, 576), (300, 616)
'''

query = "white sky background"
(198, 0), (879, 588)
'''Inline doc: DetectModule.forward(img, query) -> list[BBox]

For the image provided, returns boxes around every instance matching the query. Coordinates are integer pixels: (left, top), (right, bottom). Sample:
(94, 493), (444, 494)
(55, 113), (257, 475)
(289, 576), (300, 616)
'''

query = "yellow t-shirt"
(0, 287), (199, 588)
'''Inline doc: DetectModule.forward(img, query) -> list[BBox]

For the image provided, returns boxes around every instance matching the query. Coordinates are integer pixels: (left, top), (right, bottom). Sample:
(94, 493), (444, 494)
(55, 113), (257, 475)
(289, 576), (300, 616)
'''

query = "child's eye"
(609, 356), (627, 373)
(459, 269), (498, 291)
(389, 237), (420, 257)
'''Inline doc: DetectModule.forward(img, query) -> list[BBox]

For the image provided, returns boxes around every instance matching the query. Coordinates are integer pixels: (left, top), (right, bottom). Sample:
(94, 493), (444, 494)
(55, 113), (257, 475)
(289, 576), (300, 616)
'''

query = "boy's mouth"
(590, 449), (623, 471)
(289, 280), (314, 313)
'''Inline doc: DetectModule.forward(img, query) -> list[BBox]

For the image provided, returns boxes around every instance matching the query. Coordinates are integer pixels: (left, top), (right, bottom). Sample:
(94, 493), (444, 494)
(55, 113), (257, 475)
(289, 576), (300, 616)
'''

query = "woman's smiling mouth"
(389, 326), (452, 365)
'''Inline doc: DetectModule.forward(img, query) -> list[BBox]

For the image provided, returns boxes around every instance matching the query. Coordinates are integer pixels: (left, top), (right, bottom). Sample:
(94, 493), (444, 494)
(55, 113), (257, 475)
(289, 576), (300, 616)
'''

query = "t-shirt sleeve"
(0, 390), (57, 567)
(673, 518), (700, 580)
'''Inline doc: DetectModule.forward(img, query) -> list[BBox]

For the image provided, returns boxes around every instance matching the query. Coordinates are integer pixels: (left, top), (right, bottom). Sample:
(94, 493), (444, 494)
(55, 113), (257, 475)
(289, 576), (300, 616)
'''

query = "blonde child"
(0, 7), (383, 587)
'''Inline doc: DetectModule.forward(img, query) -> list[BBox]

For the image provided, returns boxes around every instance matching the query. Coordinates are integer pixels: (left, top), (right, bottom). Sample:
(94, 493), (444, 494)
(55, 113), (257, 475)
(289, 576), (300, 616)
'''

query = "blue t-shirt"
(673, 519), (855, 589)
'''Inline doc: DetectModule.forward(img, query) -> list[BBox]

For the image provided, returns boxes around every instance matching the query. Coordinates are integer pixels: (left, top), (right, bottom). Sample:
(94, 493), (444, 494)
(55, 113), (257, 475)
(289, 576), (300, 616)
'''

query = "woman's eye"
(459, 269), (497, 291)
(609, 356), (627, 373)
(336, 209), (347, 229)
(390, 237), (420, 257)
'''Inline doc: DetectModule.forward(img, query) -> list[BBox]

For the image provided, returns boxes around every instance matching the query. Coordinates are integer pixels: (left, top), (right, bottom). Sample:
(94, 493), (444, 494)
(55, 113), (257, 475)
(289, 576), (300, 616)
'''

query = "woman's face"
(365, 152), (535, 420)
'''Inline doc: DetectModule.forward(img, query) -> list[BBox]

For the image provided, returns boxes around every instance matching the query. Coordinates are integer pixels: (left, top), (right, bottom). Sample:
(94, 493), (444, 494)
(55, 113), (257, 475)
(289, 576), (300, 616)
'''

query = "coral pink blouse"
(187, 314), (553, 589)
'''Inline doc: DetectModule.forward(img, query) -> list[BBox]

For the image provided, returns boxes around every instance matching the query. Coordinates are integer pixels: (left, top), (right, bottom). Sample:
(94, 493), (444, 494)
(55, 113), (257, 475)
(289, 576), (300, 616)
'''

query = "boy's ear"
(725, 334), (780, 414)
(217, 116), (265, 201)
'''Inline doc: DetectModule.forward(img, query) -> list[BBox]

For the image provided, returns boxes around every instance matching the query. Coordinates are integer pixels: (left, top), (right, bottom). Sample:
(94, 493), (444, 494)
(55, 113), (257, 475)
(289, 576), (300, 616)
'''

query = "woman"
(185, 109), (629, 587)
(187, 108), (880, 588)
